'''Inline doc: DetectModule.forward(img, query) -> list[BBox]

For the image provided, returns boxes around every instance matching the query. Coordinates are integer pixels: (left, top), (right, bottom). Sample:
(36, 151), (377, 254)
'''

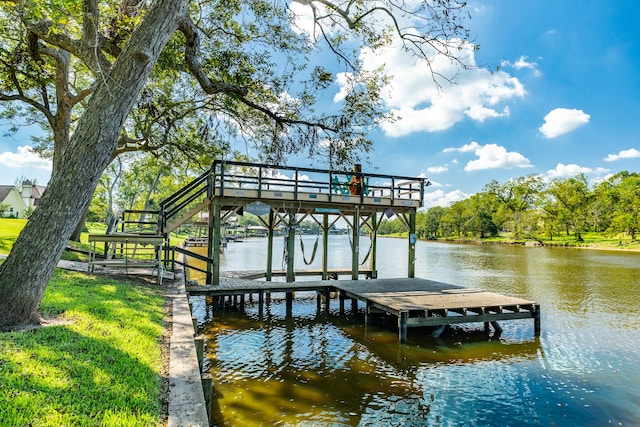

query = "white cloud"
(289, 3), (526, 138)
(444, 141), (480, 153)
(501, 55), (542, 77)
(288, 2), (317, 37)
(604, 148), (640, 162)
(341, 38), (525, 137)
(545, 163), (610, 179)
(427, 165), (448, 174)
(0, 145), (50, 170)
(539, 108), (590, 138)
(0, 145), (52, 184)
(423, 188), (469, 208)
(444, 141), (532, 171)
(513, 55), (536, 70)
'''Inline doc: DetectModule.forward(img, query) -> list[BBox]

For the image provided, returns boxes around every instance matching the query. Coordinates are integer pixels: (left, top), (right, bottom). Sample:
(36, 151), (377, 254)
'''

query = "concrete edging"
(167, 267), (209, 427)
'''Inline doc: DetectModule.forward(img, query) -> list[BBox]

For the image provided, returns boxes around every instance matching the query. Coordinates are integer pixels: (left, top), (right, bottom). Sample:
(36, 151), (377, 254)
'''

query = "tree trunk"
(0, 0), (187, 327)
(69, 205), (89, 242)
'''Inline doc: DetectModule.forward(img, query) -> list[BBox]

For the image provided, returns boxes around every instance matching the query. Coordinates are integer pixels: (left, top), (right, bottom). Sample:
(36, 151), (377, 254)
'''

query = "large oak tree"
(0, 0), (474, 327)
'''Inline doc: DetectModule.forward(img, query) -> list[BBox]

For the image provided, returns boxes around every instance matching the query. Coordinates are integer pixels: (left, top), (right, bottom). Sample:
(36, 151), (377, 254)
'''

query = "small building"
(0, 185), (27, 218)
(20, 180), (46, 209)
(0, 181), (46, 218)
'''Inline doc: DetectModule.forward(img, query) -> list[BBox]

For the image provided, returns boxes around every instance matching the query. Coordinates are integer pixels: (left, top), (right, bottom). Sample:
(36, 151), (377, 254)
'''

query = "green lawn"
(0, 219), (166, 426)
(0, 218), (27, 255)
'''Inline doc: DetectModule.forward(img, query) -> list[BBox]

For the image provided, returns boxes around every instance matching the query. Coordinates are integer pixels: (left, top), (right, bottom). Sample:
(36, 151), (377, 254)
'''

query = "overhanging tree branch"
(178, 16), (248, 97)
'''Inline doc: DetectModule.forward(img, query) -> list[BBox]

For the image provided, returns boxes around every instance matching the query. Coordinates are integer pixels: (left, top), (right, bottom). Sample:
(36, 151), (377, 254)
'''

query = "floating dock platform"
(187, 277), (540, 343)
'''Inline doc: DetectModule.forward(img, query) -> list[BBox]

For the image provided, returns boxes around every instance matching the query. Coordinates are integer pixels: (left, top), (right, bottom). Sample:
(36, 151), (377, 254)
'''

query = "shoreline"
(379, 235), (640, 254)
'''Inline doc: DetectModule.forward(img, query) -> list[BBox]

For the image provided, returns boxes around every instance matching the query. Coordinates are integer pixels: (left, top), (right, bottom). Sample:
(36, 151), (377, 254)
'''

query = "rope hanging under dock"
(348, 228), (373, 266)
(300, 235), (319, 265)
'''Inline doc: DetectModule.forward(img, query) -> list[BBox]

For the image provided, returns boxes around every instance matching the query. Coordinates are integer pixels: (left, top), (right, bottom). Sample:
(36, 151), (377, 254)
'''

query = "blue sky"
(355, 0), (640, 207)
(2, 0), (640, 208)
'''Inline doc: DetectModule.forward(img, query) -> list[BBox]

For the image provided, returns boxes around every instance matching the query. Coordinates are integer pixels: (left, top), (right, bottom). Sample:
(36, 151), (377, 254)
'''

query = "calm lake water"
(188, 236), (640, 426)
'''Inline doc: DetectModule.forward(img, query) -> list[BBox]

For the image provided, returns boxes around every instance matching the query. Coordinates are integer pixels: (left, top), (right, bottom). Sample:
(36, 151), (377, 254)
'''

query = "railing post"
(391, 177), (396, 204)
(219, 161), (225, 197)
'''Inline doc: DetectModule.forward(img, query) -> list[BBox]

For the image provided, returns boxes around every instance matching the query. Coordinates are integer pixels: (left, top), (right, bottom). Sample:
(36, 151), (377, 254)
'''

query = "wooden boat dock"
(186, 277), (540, 343)
(160, 160), (541, 343)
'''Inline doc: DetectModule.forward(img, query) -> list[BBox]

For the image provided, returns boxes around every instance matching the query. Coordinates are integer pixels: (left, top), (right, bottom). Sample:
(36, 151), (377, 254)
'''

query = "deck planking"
(335, 278), (536, 313)
(186, 276), (540, 342)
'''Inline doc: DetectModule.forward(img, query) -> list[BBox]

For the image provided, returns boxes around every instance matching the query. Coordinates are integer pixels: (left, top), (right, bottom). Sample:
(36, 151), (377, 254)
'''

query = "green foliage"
(1, 0), (476, 174)
(0, 270), (165, 426)
(416, 171), (640, 245)
(606, 172), (640, 240)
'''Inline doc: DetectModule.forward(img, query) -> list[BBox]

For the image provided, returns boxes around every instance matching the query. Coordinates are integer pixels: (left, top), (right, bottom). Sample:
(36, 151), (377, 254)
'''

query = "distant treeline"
(378, 171), (640, 242)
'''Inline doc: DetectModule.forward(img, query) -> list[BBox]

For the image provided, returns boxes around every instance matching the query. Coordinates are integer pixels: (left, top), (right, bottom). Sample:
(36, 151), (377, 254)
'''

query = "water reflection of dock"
(187, 277), (540, 343)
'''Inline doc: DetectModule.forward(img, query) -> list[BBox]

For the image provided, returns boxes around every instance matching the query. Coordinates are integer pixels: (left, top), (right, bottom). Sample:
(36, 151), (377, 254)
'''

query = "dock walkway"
(186, 277), (540, 343)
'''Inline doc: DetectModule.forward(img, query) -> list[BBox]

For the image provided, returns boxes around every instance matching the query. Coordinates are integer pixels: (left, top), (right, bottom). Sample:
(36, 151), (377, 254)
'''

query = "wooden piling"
(201, 373), (213, 421)
(192, 316), (198, 334)
(398, 311), (408, 343)
(194, 334), (204, 372)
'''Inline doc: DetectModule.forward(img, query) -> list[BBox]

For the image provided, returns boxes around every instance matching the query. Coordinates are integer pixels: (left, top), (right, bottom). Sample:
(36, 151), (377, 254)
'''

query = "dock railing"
(211, 160), (430, 206)
(158, 160), (430, 235)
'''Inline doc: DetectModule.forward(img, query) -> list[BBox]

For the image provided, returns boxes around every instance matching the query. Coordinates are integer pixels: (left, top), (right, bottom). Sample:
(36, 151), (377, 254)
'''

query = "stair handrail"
(159, 170), (211, 232)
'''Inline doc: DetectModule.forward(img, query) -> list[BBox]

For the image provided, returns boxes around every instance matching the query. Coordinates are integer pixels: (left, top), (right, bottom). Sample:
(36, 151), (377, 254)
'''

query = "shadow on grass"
(0, 268), (166, 427)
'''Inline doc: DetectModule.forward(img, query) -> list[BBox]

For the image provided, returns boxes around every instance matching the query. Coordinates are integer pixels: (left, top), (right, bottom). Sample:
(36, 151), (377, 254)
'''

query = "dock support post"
(258, 290), (264, 320)
(365, 301), (373, 325)
(286, 292), (293, 306)
(534, 305), (541, 337)
(322, 214), (329, 280)
(316, 292), (322, 313)
(286, 211), (296, 282)
(339, 290), (345, 314)
(206, 201), (222, 285)
(286, 292), (293, 318)
(266, 210), (274, 281)
(324, 288), (331, 314)
(399, 311), (408, 344)
(351, 207), (360, 280)
(408, 212), (416, 279)
(351, 298), (358, 313)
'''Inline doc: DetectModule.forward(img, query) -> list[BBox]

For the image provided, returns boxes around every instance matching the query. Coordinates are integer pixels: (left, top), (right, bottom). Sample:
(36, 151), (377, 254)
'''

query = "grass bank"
(0, 219), (167, 426)
(0, 269), (166, 426)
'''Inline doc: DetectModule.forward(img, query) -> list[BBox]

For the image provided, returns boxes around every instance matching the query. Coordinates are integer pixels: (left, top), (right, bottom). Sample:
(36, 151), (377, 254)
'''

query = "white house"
(0, 186), (26, 218)
(0, 181), (46, 218)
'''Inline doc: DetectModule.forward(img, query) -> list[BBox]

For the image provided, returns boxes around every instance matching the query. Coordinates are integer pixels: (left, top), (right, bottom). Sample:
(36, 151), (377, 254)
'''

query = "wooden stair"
(163, 198), (211, 234)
